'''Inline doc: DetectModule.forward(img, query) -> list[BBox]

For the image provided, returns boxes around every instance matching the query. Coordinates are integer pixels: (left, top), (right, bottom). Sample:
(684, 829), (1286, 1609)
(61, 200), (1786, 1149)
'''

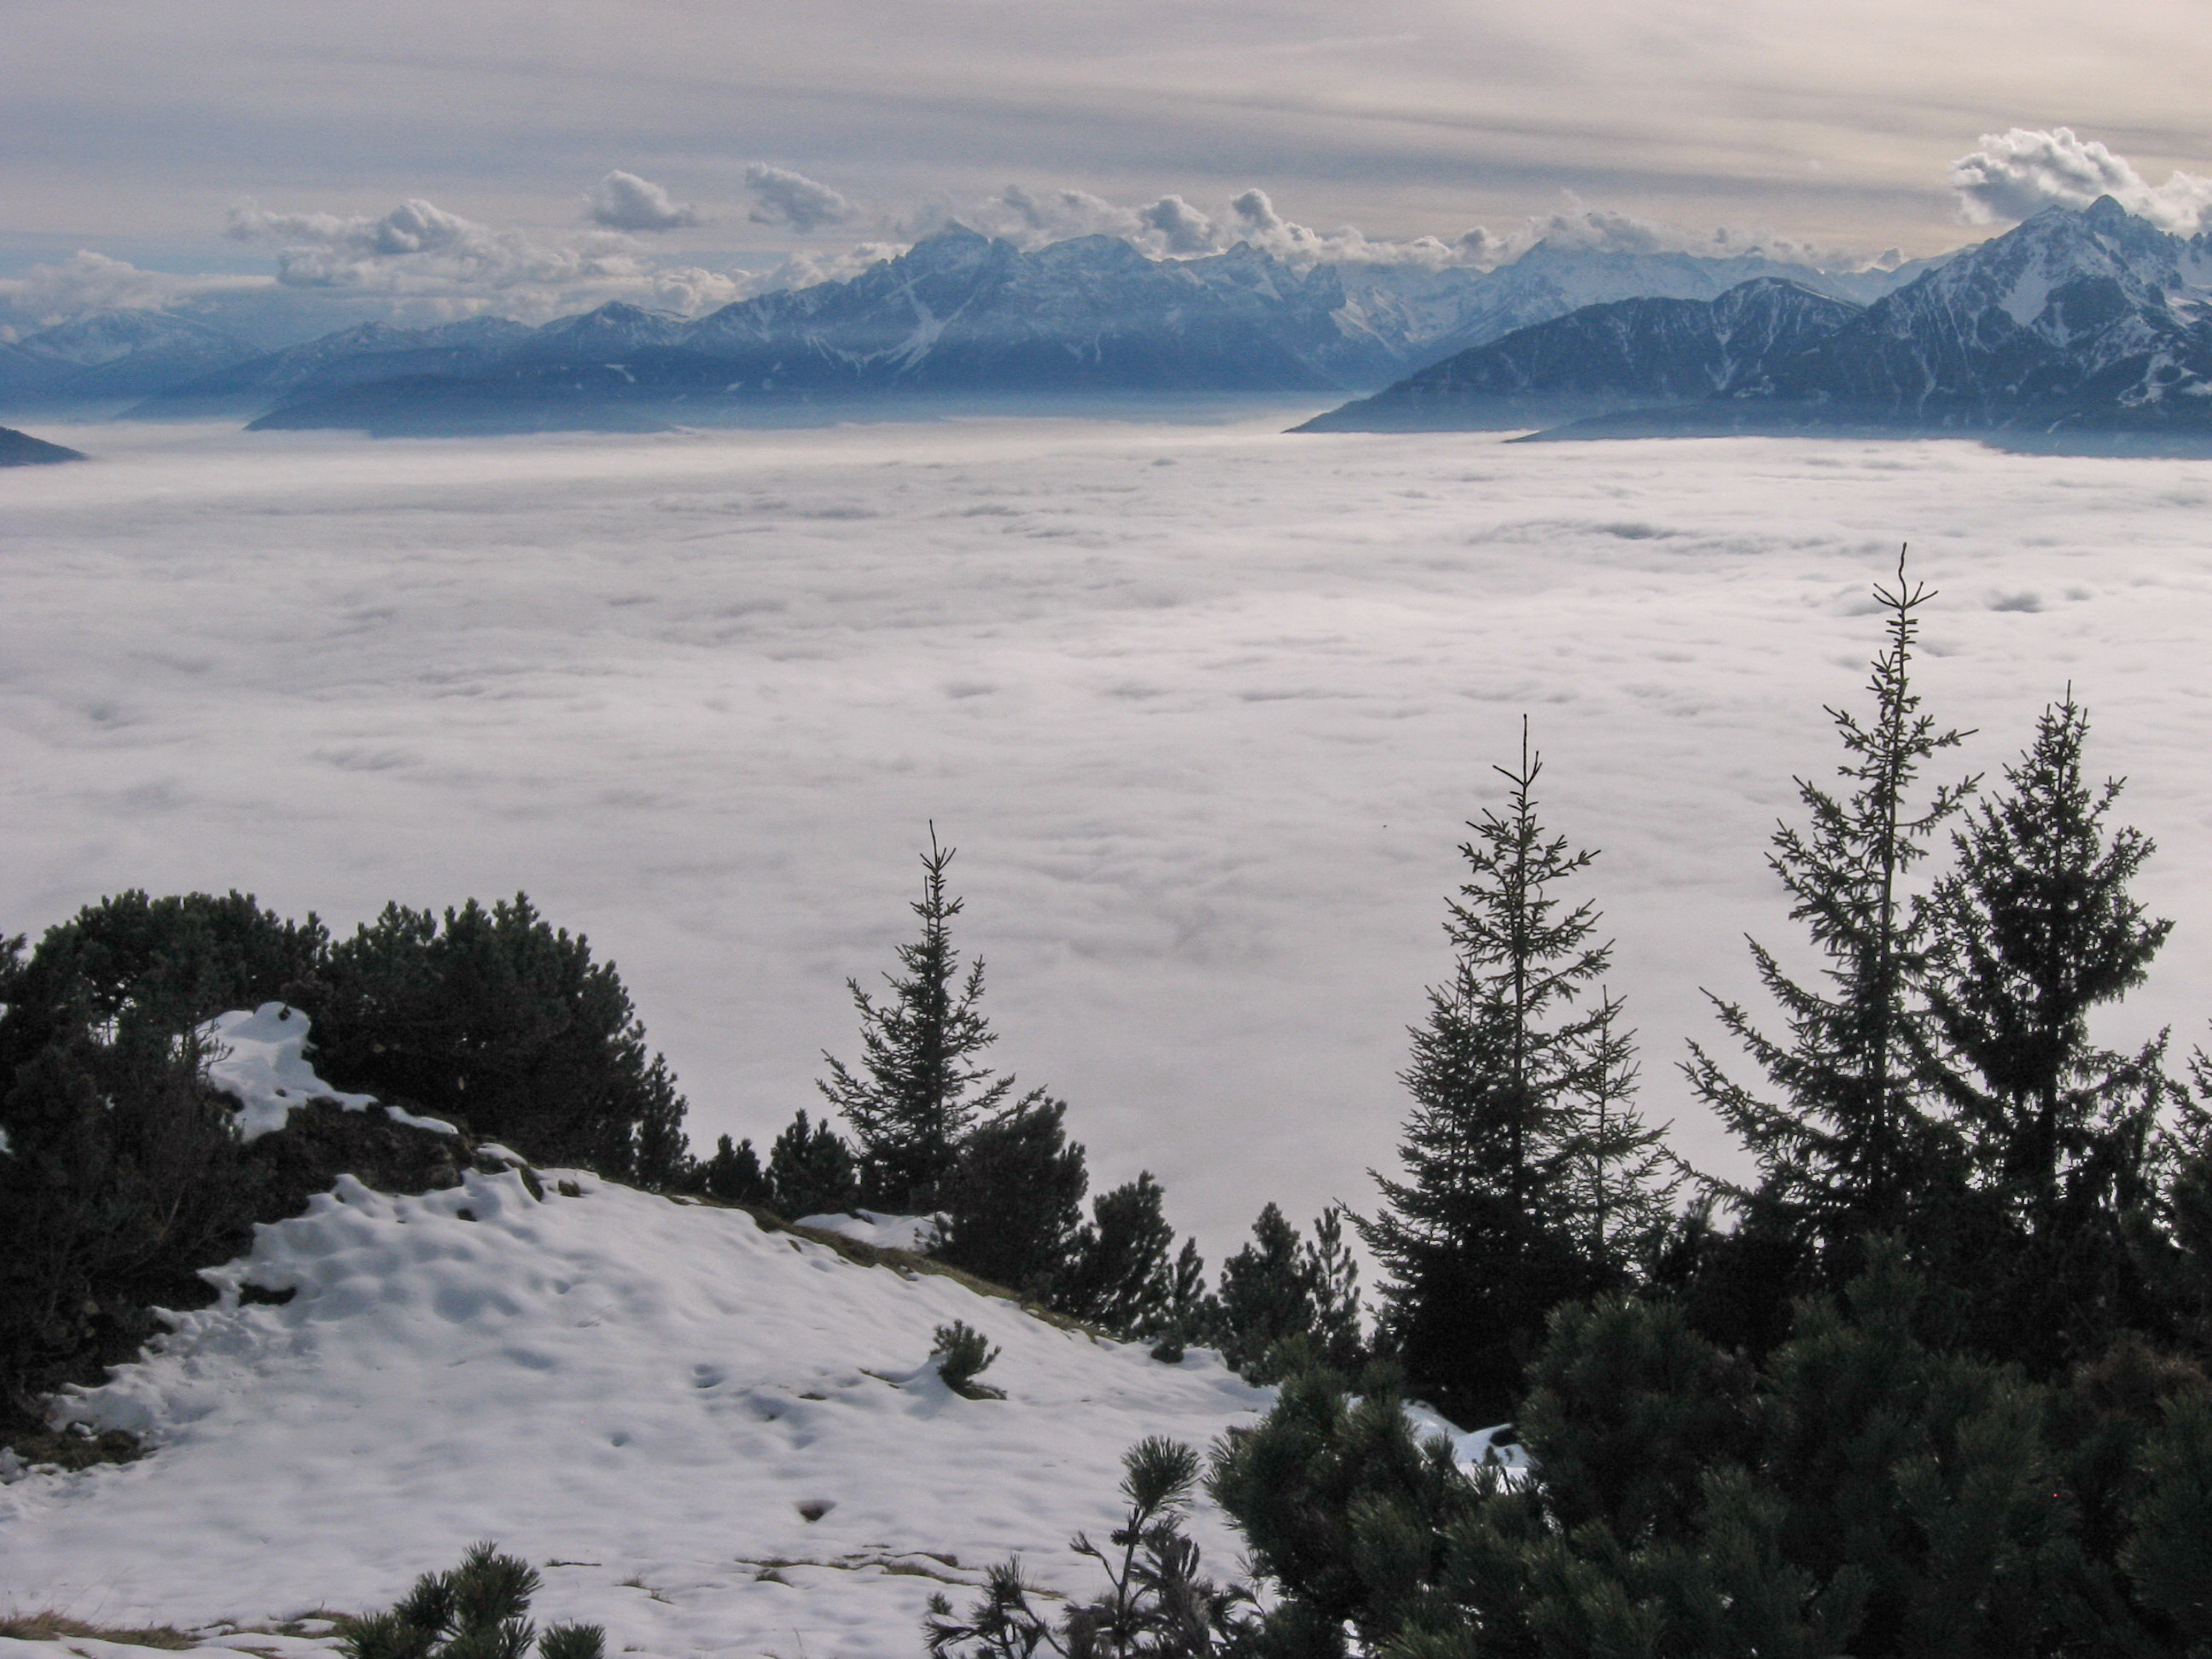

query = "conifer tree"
(1687, 551), (1974, 1276)
(1217, 1203), (1365, 1382)
(1059, 1173), (1183, 1337)
(1569, 989), (1679, 1279)
(1920, 693), (2174, 1365)
(765, 1109), (860, 1218)
(1924, 693), (2171, 1211)
(697, 1134), (771, 1207)
(818, 828), (1015, 1210)
(1360, 724), (1633, 1425)
(934, 1092), (1089, 1296)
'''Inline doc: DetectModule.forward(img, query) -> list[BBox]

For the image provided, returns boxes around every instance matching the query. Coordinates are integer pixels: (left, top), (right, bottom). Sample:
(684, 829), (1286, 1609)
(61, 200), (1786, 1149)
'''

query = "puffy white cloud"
(1135, 195), (1216, 255)
(0, 251), (269, 334)
(743, 164), (856, 232)
(585, 171), (701, 232)
(1949, 127), (2212, 234)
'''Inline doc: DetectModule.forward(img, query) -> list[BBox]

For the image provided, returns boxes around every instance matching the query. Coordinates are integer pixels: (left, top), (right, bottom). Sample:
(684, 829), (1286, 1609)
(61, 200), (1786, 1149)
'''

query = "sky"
(10, 416), (2212, 1264)
(5, 0), (2212, 333)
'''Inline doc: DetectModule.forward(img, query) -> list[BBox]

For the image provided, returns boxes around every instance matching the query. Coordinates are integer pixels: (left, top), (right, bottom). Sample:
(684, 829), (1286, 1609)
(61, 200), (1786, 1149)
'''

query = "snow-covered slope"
(1732, 195), (2212, 429)
(0, 1166), (1272, 1658)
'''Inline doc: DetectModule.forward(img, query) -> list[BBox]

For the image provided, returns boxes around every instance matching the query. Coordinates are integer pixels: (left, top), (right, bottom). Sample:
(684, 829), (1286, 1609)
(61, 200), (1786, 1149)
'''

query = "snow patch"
(795, 1209), (947, 1253)
(197, 1004), (453, 1141)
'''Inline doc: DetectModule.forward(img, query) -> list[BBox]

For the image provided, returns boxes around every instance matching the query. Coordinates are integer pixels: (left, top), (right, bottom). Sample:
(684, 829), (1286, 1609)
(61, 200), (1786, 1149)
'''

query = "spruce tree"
(818, 828), (1015, 1210)
(1687, 551), (1974, 1277)
(1925, 693), (2170, 1196)
(1569, 989), (1679, 1280)
(1921, 692), (2173, 1366)
(1360, 724), (1630, 1425)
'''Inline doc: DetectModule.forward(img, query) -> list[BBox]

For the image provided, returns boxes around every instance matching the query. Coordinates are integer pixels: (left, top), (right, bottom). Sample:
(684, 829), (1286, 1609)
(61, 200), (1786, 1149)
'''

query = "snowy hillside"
(0, 1160), (1273, 1657)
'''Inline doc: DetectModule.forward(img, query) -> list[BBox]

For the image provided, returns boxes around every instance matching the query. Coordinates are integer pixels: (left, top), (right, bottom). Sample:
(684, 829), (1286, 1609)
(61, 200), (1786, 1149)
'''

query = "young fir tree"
(818, 828), (1016, 1210)
(1360, 725), (1644, 1425)
(1686, 551), (1974, 1281)
(1920, 692), (2174, 1366)
(1569, 989), (1679, 1281)
(696, 1134), (771, 1207)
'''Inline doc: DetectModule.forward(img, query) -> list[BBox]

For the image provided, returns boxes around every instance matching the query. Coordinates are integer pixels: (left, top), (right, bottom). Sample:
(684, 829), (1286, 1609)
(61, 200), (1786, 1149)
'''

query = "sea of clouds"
(7, 413), (2212, 1259)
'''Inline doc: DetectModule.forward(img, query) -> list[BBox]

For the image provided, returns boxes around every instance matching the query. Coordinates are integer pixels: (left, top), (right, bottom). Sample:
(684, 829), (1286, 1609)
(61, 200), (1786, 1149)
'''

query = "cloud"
(1135, 195), (1217, 255)
(1948, 127), (2212, 234)
(0, 251), (270, 334)
(222, 195), (755, 318)
(744, 165), (856, 233)
(971, 185), (1144, 245)
(585, 171), (701, 232)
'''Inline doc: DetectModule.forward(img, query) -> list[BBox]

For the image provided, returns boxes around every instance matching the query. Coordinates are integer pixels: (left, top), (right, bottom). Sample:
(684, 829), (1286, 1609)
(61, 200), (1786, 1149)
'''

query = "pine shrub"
(338, 1543), (600, 1659)
(309, 895), (690, 1185)
(931, 1320), (1003, 1399)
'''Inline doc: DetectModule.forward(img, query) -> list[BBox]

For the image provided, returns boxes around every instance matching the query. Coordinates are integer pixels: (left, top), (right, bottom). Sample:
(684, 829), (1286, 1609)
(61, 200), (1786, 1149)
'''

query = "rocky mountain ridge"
(1, 227), (1924, 428)
(1307, 198), (2212, 445)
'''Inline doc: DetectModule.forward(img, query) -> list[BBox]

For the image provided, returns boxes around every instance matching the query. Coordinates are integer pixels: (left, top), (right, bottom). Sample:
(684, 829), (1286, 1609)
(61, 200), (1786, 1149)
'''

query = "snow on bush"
(199, 1003), (453, 1141)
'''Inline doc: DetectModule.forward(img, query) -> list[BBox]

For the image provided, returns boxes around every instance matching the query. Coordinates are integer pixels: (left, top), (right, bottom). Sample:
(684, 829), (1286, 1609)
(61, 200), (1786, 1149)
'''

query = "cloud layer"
(1949, 127), (2212, 234)
(9, 418), (2211, 1257)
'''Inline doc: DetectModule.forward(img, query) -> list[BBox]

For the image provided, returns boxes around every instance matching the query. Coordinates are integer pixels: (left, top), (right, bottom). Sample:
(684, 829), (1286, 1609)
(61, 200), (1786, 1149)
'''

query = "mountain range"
(0, 230), (1921, 433)
(1305, 197), (2212, 445)
(17, 206), (2202, 445)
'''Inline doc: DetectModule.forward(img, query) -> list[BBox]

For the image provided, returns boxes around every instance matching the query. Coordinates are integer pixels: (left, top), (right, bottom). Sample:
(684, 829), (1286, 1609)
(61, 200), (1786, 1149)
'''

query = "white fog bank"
(7, 415), (2212, 1258)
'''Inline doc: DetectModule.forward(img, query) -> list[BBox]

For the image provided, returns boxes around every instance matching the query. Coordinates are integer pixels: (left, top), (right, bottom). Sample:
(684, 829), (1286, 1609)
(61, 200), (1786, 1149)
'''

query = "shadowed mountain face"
(1297, 279), (1863, 432)
(0, 424), (88, 465)
(1301, 198), (2212, 445)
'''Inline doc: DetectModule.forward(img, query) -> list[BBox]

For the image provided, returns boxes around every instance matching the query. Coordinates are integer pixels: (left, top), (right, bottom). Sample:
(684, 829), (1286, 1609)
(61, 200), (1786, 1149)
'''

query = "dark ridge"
(0, 424), (87, 465)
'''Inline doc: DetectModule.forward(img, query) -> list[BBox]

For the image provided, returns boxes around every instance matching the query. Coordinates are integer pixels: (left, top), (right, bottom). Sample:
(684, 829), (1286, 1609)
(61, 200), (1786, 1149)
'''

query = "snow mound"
(795, 1210), (947, 1254)
(199, 1003), (453, 1140)
(0, 1167), (1271, 1657)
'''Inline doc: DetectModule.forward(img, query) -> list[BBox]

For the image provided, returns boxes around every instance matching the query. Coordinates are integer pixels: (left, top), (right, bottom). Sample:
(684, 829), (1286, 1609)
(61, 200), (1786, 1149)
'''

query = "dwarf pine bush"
(338, 1542), (603, 1659)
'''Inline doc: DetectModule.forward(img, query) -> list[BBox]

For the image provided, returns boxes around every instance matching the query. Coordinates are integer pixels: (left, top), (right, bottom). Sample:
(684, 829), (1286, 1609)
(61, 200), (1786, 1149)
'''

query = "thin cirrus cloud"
(8, 0), (2211, 257)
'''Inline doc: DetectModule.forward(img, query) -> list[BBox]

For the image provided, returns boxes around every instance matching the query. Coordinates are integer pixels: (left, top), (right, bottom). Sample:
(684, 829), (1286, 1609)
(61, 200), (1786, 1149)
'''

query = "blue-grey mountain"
(1297, 278), (1862, 432)
(0, 424), (87, 465)
(1307, 199), (2212, 446)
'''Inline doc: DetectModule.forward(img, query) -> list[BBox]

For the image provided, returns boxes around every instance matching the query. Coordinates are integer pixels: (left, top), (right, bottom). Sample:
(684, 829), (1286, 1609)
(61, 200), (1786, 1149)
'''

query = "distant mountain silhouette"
(1297, 278), (1863, 431)
(0, 424), (88, 465)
